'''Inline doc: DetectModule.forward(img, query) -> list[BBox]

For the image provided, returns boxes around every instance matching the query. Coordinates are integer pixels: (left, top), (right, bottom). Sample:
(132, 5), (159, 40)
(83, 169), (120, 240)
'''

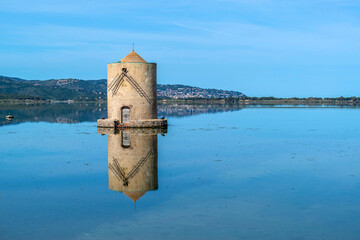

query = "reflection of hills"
(0, 103), (107, 126)
(157, 103), (244, 117)
(0, 103), (244, 126)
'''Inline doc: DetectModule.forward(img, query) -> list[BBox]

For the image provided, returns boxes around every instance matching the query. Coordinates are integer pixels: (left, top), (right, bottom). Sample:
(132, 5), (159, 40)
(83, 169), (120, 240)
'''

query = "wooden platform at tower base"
(97, 118), (167, 128)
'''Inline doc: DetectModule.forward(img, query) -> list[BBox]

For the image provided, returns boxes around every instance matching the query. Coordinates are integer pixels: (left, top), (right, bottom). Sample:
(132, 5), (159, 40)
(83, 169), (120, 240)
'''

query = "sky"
(0, 0), (360, 97)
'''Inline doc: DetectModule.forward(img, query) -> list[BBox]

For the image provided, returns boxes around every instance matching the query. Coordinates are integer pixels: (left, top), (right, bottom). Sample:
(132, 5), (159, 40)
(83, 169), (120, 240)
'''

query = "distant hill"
(0, 75), (245, 101)
(0, 76), (107, 101)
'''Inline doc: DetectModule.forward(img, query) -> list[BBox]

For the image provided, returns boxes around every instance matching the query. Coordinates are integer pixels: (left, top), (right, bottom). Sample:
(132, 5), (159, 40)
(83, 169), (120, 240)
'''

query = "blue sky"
(0, 0), (360, 97)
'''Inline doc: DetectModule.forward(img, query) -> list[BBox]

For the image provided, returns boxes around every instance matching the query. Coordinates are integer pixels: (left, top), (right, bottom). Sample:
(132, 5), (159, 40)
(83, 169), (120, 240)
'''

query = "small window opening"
(121, 131), (131, 148)
(121, 106), (130, 123)
(122, 68), (127, 73)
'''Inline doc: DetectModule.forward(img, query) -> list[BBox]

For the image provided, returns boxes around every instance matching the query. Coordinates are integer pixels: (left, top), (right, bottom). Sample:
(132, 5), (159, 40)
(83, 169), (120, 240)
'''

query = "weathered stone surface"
(127, 119), (167, 128)
(107, 129), (158, 200)
(97, 119), (115, 128)
(98, 50), (168, 129)
(97, 118), (167, 128)
(97, 127), (117, 135)
(107, 62), (157, 121)
(98, 127), (167, 135)
(123, 128), (167, 135)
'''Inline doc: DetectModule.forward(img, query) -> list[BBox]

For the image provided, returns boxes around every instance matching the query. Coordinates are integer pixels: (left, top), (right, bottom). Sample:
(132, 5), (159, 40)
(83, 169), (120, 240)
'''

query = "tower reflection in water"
(99, 128), (166, 203)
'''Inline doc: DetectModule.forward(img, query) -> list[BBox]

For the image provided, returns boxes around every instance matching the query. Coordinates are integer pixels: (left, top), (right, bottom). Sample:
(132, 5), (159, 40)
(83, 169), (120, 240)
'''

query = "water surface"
(0, 104), (359, 239)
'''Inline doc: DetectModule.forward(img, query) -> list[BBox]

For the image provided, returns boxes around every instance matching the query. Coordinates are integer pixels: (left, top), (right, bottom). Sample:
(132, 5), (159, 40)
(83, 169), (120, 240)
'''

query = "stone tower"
(98, 128), (166, 203)
(97, 49), (167, 128)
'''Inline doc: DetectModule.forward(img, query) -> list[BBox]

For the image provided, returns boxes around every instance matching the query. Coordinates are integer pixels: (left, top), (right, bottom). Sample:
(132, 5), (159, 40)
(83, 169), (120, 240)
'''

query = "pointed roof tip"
(121, 50), (147, 63)
(123, 191), (147, 202)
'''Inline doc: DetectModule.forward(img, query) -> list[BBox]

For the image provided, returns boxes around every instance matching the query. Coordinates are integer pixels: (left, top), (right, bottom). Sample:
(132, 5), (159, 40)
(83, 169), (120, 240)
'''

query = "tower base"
(97, 118), (167, 128)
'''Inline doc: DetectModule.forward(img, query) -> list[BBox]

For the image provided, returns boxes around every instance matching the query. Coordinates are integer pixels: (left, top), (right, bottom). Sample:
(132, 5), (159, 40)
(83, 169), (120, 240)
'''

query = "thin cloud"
(172, 22), (223, 34)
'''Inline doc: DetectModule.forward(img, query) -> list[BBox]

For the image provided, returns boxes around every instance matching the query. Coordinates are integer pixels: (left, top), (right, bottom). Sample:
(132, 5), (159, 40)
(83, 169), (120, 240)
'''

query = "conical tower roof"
(123, 191), (147, 202)
(121, 50), (147, 63)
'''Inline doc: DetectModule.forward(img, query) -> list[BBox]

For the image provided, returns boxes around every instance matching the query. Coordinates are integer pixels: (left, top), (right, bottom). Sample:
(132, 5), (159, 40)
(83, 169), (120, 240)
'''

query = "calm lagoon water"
(0, 104), (360, 240)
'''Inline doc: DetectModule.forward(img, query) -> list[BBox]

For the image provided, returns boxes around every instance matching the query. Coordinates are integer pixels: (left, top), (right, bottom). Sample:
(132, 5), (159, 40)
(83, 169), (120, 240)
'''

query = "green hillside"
(0, 76), (107, 101)
(0, 75), (245, 101)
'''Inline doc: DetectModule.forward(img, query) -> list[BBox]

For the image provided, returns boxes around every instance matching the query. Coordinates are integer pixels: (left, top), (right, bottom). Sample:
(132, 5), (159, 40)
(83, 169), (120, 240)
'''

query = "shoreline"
(0, 98), (360, 106)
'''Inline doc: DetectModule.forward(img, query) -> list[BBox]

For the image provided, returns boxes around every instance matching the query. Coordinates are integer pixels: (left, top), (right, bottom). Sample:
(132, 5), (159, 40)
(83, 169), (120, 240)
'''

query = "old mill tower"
(97, 49), (167, 128)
